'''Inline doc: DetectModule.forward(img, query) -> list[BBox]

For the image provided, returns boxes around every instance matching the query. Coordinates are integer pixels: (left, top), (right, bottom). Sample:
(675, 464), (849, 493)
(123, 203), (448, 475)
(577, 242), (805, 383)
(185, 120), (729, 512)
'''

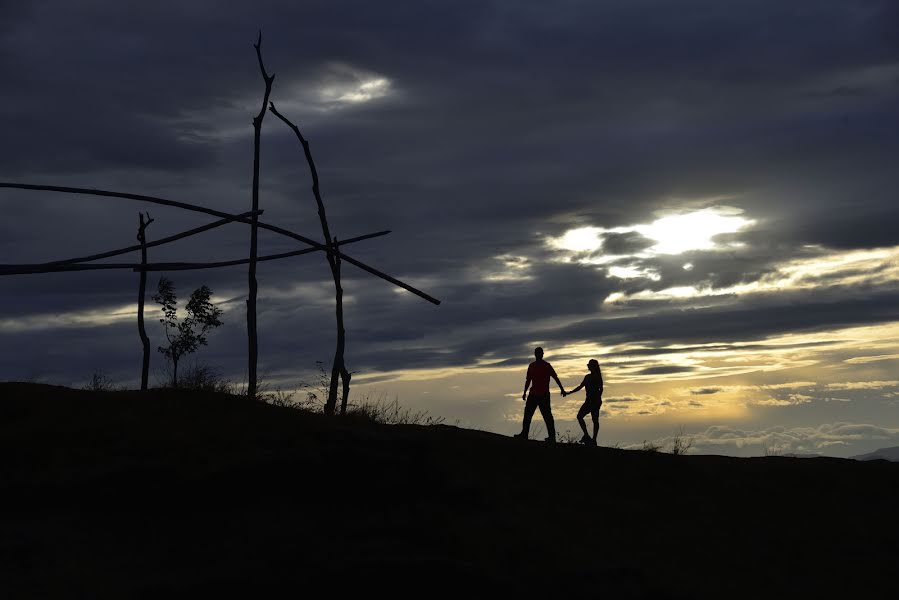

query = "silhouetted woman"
(564, 359), (603, 445)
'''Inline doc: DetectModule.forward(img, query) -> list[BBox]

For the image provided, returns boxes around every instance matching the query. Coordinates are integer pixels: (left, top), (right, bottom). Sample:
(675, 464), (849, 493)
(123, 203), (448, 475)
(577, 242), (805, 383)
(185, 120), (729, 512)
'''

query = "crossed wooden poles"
(0, 33), (439, 409)
(0, 182), (438, 394)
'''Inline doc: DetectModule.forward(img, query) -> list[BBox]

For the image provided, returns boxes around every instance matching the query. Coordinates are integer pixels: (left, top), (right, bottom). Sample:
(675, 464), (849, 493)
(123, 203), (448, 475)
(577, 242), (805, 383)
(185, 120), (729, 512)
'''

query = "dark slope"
(1, 383), (897, 598)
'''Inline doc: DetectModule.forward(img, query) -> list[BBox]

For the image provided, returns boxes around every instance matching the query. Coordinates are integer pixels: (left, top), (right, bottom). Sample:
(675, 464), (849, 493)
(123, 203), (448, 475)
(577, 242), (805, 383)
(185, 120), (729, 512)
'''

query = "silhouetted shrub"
(557, 429), (580, 444)
(160, 363), (233, 394)
(669, 426), (695, 455)
(345, 393), (445, 426)
(641, 440), (662, 452)
(83, 371), (120, 392)
(153, 278), (223, 387)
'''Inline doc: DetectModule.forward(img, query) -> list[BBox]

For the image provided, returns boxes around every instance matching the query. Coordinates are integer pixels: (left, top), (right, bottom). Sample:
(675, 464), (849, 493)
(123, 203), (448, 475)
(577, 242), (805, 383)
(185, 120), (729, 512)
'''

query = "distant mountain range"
(851, 446), (899, 461)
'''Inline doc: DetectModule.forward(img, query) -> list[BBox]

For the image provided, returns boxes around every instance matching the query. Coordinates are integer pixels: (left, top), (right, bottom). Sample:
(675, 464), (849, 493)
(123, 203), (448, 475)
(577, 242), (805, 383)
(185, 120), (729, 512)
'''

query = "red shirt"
(527, 360), (557, 396)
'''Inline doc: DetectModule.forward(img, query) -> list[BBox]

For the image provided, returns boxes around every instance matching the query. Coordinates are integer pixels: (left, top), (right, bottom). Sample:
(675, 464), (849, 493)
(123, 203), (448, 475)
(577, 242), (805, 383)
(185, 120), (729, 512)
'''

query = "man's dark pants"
(521, 393), (555, 440)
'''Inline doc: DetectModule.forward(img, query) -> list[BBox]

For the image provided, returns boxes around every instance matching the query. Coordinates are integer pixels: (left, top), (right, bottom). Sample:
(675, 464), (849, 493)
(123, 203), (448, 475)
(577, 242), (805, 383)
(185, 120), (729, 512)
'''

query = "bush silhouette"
(153, 277), (223, 387)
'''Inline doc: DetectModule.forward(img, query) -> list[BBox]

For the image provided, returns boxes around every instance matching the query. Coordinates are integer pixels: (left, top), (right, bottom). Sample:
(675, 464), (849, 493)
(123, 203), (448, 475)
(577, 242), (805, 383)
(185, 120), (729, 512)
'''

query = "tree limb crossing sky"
(2, 1), (898, 456)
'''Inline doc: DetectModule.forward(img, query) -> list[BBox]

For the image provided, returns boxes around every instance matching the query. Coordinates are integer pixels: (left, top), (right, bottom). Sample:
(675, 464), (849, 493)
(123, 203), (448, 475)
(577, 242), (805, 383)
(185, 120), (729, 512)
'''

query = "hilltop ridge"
(1, 382), (897, 598)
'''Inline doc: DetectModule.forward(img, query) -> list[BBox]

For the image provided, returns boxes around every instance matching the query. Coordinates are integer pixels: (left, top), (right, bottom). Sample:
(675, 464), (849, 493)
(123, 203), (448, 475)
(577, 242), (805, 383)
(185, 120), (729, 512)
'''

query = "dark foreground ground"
(1, 383), (897, 598)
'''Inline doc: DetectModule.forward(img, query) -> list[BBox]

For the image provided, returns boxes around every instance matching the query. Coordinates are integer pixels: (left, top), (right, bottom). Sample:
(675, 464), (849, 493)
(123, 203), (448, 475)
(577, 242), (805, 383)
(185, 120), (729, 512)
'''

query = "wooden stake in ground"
(269, 102), (351, 416)
(136, 212), (154, 391)
(334, 236), (352, 415)
(247, 32), (275, 400)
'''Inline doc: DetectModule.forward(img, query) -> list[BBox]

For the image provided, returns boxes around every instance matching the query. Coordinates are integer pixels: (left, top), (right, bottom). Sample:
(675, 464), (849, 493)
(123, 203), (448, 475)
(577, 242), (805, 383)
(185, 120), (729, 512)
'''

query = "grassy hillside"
(2, 382), (897, 598)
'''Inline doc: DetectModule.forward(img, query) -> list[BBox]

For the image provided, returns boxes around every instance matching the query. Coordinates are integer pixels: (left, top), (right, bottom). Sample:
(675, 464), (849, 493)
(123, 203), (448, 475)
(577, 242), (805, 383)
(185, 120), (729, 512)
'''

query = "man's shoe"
(513, 432), (527, 440)
(580, 434), (592, 445)
(545, 436), (556, 443)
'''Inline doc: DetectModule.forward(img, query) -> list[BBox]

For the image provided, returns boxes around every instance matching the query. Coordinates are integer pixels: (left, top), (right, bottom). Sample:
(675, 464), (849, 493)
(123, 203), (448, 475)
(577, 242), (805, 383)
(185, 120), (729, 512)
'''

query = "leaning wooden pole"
(0, 230), (390, 276)
(247, 32), (275, 400)
(0, 211), (260, 270)
(136, 212), (154, 391)
(269, 102), (348, 416)
(0, 183), (441, 304)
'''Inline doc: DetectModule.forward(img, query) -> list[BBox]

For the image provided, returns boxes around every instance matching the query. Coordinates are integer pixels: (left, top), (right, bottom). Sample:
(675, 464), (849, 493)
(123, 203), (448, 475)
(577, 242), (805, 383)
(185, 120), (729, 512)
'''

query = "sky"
(1, 0), (898, 457)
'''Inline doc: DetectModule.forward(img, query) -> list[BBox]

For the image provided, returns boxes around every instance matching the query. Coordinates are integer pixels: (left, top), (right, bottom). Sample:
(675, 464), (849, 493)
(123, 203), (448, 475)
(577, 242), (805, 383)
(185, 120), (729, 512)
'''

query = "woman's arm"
(568, 375), (589, 395)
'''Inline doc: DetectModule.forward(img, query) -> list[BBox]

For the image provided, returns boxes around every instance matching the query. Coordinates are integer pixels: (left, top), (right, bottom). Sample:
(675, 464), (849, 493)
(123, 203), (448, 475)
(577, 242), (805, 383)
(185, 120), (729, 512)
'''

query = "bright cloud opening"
(551, 227), (603, 253)
(634, 208), (753, 255)
(328, 77), (391, 104)
(317, 65), (393, 107)
(548, 206), (754, 258)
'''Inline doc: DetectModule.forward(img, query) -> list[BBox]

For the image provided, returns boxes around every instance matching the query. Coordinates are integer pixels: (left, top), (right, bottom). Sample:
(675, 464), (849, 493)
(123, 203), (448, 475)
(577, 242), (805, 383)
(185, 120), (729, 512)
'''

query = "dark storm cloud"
(600, 231), (655, 256)
(637, 365), (696, 375)
(691, 387), (722, 396)
(2, 0), (899, 384)
(550, 289), (899, 349)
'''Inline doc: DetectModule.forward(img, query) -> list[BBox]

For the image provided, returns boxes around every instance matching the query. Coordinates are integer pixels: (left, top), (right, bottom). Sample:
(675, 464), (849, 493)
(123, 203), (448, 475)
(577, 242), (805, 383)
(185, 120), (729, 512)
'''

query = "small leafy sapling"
(153, 277), (223, 387)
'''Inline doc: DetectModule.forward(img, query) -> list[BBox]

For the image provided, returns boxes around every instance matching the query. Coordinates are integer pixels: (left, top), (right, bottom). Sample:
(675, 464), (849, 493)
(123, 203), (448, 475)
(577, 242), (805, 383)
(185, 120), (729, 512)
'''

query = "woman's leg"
(591, 406), (600, 441)
(576, 402), (591, 441)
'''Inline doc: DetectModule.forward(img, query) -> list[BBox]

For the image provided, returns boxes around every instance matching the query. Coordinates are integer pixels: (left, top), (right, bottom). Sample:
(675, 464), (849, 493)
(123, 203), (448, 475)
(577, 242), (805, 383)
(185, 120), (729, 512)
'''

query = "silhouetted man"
(563, 358), (604, 446)
(515, 347), (565, 442)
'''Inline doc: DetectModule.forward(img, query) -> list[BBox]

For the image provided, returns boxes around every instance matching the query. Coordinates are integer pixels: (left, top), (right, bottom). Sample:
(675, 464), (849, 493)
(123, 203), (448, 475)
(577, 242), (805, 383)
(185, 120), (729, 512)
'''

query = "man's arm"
(551, 365), (566, 394)
(523, 364), (532, 401)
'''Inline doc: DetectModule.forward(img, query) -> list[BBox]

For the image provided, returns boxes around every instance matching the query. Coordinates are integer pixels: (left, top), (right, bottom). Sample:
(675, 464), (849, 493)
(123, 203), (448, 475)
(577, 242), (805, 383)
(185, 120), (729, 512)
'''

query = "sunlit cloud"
(0, 304), (138, 332)
(319, 74), (392, 105)
(633, 207), (752, 255)
(483, 254), (534, 282)
(167, 63), (394, 142)
(826, 380), (899, 390)
(844, 354), (899, 364)
(548, 206), (754, 259)
(627, 422), (899, 456)
(608, 245), (899, 303)
(608, 265), (660, 280)
(551, 227), (603, 253)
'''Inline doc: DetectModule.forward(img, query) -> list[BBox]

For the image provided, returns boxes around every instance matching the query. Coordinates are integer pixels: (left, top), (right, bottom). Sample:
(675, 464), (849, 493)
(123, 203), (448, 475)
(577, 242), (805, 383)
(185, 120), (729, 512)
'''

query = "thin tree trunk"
(247, 32), (275, 400)
(173, 356), (179, 388)
(136, 212), (154, 391)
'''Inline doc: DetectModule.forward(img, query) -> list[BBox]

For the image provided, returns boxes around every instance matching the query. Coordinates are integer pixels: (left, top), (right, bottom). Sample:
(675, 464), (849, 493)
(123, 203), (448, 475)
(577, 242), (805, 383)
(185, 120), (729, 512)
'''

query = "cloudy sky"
(2, 0), (898, 457)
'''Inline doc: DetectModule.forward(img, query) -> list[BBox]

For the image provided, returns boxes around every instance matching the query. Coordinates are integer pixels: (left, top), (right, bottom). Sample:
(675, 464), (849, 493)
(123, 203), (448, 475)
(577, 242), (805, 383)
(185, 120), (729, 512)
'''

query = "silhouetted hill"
(2, 383), (897, 598)
(852, 445), (899, 461)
